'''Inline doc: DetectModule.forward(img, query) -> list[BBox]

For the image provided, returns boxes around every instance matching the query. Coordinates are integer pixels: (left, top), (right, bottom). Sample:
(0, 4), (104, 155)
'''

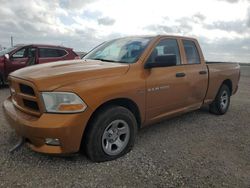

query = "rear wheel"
(83, 106), (137, 162)
(209, 84), (230, 115)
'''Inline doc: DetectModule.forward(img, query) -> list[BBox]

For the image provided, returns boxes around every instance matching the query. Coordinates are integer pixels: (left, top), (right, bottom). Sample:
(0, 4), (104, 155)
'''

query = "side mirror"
(144, 55), (177, 69)
(4, 54), (9, 60)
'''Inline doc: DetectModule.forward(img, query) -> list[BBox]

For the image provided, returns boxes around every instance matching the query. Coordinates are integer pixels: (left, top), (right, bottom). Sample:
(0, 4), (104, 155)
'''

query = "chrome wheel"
(102, 120), (130, 156)
(220, 90), (229, 110)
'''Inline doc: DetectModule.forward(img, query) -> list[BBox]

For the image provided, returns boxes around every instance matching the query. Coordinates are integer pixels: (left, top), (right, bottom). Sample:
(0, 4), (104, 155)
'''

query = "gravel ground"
(0, 66), (249, 188)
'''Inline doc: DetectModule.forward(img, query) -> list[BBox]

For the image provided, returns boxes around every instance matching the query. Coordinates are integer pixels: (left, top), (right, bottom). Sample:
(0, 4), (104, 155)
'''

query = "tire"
(209, 84), (230, 115)
(83, 105), (137, 162)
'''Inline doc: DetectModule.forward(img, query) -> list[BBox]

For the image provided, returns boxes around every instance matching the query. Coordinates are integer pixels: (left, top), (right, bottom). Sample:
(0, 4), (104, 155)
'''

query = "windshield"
(0, 47), (18, 56)
(84, 37), (152, 64)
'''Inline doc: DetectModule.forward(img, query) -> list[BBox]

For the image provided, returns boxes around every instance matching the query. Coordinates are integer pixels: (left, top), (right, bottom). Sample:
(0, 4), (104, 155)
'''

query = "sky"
(0, 0), (250, 62)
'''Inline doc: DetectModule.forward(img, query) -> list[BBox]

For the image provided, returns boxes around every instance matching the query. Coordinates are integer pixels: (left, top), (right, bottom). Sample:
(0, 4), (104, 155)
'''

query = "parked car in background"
(0, 44), (79, 85)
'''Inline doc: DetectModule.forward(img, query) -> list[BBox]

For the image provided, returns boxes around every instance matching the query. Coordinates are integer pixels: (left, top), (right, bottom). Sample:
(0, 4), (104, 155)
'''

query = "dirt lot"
(0, 66), (249, 188)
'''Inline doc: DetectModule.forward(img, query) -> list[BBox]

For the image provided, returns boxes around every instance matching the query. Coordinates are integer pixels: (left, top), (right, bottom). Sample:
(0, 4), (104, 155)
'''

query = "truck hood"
(10, 59), (130, 91)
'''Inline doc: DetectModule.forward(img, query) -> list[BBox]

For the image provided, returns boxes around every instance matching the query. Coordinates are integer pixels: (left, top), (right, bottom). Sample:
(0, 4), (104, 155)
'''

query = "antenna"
(11, 36), (13, 47)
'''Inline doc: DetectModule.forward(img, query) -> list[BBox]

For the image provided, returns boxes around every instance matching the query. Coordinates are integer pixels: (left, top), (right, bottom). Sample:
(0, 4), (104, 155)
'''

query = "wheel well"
(222, 79), (232, 95)
(80, 98), (141, 150)
(89, 98), (141, 128)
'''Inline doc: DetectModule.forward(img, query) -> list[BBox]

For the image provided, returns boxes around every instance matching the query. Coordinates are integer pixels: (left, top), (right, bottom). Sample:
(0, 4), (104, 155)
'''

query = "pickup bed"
(3, 35), (240, 162)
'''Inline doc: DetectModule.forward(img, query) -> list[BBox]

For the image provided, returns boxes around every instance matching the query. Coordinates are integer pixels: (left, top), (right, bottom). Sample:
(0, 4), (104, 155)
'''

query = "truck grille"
(9, 77), (42, 116)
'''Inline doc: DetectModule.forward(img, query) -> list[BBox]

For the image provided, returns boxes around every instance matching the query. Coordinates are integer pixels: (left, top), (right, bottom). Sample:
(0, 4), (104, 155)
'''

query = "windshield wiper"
(91, 58), (128, 64)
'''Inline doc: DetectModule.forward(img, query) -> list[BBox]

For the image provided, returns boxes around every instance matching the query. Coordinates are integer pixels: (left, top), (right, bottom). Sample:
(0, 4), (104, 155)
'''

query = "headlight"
(41, 92), (87, 113)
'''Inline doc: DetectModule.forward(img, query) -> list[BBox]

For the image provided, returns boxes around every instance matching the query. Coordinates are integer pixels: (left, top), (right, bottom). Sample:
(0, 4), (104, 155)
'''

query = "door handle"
(176, 72), (186, 77)
(199, 70), (207, 75)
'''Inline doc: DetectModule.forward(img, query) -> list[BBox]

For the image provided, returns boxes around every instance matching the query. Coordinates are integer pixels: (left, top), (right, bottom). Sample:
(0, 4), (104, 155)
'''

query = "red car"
(0, 44), (79, 85)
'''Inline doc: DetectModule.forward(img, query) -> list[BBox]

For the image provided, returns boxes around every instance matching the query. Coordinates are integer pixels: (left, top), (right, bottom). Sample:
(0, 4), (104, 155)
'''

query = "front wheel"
(83, 106), (137, 162)
(209, 84), (230, 115)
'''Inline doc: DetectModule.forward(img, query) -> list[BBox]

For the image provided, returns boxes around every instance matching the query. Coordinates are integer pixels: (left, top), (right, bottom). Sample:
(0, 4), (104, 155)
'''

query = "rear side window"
(147, 39), (181, 65)
(39, 48), (67, 58)
(57, 49), (67, 57)
(183, 40), (201, 64)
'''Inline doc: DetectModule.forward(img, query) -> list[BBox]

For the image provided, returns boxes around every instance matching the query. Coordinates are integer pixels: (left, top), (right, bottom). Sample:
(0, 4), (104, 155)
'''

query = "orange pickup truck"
(3, 35), (240, 162)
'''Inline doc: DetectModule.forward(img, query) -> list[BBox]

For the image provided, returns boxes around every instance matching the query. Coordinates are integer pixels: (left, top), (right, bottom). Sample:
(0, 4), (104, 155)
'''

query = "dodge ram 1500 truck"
(3, 35), (240, 162)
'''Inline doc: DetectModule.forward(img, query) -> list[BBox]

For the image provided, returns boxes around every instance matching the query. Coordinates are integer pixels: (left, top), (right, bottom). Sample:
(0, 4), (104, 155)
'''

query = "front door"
(145, 38), (189, 122)
(5, 47), (29, 78)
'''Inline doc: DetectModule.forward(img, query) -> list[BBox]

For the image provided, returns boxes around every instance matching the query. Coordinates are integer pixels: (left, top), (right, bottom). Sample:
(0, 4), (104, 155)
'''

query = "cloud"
(0, 0), (101, 52)
(82, 10), (102, 20)
(217, 0), (250, 3)
(217, 0), (240, 3)
(144, 16), (195, 35)
(205, 20), (248, 34)
(59, 0), (97, 10)
(176, 18), (194, 33)
(0, 0), (250, 62)
(193, 13), (206, 22)
(247, 7), (250, 27)
(200, 37), (250, 62)
(98, 17), (115, 26)
(144, 24), (174, 34)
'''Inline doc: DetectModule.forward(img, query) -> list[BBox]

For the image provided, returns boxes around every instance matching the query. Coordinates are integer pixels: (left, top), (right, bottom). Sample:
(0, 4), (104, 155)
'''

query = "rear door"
(38, 47), (68, 64)
(145, 38), (189, 122)
(180, 39), (208, 108)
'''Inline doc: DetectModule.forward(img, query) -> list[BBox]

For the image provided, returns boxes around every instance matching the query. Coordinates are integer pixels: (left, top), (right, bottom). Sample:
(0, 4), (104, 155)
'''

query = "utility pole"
(11, 36), (13, 47)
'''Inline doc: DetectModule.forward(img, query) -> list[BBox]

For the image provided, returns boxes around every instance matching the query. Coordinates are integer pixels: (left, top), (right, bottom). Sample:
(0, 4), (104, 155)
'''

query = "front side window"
(183, 40), (201, 64)
(84, 37), (152, 64)
(12, 48), (27, 59)
(39, 48), (67, 58)
(146, 39), (181, 65)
